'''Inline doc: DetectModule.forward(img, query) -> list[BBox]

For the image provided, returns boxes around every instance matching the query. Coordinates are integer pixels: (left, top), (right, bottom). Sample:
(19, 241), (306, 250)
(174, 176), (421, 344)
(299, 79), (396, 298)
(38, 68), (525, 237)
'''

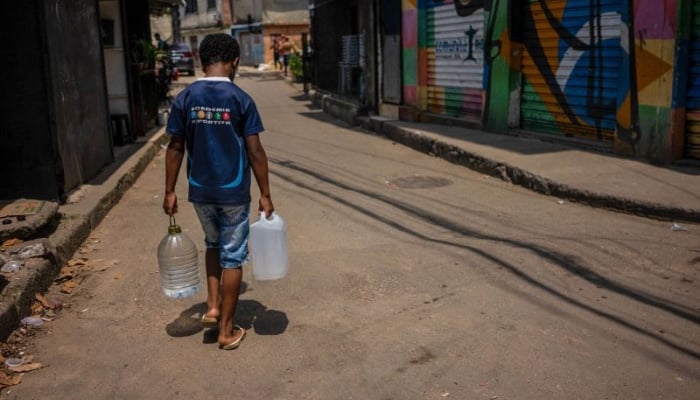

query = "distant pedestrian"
(270, 36), (282, 70)
(163, 33), (275, 350)
(154, 33), (168, 51)
(280, 35), (294, 76)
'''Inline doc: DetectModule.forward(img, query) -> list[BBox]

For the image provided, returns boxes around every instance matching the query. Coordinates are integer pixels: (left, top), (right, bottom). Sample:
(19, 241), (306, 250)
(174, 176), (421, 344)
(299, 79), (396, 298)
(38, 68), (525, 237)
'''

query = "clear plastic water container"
(250, 211), (289, 280)
(157, 217), (201, 298)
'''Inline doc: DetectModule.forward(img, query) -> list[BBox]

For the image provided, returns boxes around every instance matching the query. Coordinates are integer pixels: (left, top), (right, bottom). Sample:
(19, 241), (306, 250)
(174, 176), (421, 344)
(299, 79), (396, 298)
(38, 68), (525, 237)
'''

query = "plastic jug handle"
(259, 211), (275, 222)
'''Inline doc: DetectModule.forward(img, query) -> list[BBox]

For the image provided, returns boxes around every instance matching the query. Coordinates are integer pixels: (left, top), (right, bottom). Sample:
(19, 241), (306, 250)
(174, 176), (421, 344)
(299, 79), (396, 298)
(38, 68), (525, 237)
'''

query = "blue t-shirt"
(167, 77), (264, 205)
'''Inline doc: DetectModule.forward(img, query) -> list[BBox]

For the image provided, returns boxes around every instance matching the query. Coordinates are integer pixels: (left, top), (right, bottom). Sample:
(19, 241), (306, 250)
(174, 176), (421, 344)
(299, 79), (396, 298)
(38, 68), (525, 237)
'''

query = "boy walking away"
(163, 33), (274, 350)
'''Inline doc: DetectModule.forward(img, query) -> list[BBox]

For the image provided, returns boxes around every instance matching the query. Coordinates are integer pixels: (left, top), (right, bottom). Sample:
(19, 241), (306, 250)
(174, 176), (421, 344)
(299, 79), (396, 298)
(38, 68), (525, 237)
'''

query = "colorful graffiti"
(402, 0), (683, 161)
(401, 0), (485, 118)
(402, 0), (419, 106)
(484, 0), (680, 159)
(619, 0), (676, 157)
(518, 0), (624, 140)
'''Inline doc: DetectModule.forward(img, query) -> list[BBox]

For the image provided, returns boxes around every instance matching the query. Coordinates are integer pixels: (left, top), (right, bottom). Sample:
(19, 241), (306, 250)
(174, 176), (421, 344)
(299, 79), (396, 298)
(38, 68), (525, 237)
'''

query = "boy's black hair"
(199, 34), (240, 67)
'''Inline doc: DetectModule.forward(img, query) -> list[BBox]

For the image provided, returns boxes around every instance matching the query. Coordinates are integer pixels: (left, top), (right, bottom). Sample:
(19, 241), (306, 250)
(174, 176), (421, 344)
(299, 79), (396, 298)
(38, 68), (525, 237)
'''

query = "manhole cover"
(389, 176), (453, 189)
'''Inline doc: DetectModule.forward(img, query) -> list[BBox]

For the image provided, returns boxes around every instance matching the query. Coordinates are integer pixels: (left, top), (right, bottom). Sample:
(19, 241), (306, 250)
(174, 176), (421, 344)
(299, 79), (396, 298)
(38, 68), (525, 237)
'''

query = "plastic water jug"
(157, 217), (201, 298)
(250, 212), (289, 280)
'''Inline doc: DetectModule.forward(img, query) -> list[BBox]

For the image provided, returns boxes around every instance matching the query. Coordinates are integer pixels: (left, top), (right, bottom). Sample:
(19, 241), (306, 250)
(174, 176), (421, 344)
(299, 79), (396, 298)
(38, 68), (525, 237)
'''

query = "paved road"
(8, 72), (700, 399)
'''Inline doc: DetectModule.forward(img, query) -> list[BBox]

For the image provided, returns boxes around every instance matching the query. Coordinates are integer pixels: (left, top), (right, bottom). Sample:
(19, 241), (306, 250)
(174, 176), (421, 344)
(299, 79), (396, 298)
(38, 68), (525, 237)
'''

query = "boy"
(163, 34), (274, 350)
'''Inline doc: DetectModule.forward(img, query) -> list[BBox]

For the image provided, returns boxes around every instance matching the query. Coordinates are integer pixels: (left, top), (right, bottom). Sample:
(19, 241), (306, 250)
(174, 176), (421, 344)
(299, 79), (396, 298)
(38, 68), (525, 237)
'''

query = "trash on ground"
(1, 260), (23, 273)
(35, 292), (62, 310)
(20, 317), (44, 328)
(16, 243), (47, 259)
(671, 223), (689, 232)
(557, 200), (565, 205)
(8, 362), (42, 373)
(3, 358), (23, 368)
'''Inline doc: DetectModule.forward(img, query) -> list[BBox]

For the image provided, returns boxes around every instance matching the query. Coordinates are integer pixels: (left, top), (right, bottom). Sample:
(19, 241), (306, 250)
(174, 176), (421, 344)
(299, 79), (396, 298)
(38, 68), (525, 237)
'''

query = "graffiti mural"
(402, 0), (419, 106)
(401, 0), (682, 161)
(400, 1), (486, 117)
(423, 0), (486, 118)
(618, 0), (676, 156)
(519, 0), (623, 140)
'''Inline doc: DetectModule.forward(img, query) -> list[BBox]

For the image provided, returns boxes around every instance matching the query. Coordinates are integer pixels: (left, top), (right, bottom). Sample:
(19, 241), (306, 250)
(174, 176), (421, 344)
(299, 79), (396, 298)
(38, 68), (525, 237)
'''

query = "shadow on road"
(268, 157), (700, 368)
(165, 281), (288, 340)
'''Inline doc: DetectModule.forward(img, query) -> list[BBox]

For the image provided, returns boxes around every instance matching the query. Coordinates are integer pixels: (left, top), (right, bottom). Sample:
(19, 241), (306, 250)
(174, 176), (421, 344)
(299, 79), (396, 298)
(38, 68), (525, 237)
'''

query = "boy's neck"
(203, 62), (233, 79)
(204, 70), (229, 79)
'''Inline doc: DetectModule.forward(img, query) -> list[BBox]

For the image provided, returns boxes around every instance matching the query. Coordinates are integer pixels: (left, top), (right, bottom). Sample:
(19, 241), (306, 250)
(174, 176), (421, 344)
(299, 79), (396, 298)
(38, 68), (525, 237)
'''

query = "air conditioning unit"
(210, 12), (222, 22)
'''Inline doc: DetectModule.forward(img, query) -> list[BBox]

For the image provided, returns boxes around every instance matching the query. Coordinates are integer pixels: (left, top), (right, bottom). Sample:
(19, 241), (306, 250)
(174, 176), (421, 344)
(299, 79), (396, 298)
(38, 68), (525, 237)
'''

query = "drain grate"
(389, 176), (453, 189)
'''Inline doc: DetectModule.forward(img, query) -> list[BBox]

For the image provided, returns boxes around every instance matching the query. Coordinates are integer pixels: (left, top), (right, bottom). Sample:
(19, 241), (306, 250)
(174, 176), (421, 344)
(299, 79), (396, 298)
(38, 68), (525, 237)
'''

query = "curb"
(0, 129), (169, 340)
(362, 117), (700, 224)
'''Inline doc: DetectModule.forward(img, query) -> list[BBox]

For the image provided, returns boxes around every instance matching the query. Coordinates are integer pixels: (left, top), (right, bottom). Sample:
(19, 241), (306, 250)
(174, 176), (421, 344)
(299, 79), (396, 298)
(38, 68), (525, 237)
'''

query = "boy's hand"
(258, 195), (274, 219)
(163, 192), (178, 216)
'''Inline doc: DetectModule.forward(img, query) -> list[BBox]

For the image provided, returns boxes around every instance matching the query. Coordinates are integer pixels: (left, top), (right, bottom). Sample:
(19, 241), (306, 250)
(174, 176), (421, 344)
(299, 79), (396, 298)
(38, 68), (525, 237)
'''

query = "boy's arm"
(245, 134), (274, 218)
(163, 136), (185, 215)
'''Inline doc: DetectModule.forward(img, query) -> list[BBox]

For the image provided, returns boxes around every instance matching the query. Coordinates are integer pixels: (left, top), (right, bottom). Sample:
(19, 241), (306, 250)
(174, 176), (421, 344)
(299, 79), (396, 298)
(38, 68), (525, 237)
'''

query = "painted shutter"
(686, 0), (700, 158)
(426, 1), (485, 120)
(520, 0), (622, 141)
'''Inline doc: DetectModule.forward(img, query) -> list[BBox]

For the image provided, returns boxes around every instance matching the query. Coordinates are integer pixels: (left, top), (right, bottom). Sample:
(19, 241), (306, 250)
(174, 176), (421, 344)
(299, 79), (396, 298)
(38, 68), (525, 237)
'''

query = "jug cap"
(168, 216), (182, 234)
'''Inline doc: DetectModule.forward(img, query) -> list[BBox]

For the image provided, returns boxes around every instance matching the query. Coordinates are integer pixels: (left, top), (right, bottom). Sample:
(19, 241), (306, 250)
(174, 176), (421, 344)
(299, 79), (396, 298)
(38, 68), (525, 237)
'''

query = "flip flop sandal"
(220, 326), (246, 350)
(201, 314), (219, 328)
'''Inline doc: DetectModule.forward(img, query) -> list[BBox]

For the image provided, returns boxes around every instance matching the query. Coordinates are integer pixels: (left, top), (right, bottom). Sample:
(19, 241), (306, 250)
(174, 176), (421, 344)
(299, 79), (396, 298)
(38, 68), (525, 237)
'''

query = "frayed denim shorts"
(193, 203), (250, 269)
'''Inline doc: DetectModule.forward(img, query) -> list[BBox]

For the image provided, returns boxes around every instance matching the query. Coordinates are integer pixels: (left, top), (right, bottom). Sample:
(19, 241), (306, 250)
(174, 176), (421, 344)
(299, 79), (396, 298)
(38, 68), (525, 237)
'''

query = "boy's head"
(199, 34), (240, 70)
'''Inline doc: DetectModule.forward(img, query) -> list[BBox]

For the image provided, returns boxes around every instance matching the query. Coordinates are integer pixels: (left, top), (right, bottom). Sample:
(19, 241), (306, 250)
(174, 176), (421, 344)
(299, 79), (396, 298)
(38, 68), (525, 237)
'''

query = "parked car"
(168, 43), (195, 76)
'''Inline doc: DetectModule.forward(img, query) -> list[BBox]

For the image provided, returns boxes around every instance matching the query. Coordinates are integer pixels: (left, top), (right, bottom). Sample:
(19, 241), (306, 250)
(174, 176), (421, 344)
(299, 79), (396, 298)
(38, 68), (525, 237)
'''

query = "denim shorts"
(193, 203), (250, 269)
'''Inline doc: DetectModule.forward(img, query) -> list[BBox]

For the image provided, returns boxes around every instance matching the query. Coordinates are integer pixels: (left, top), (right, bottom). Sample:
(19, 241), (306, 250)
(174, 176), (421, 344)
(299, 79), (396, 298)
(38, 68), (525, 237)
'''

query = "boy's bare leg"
(218, 268), (244, 346)
(205, 248), (222, 319)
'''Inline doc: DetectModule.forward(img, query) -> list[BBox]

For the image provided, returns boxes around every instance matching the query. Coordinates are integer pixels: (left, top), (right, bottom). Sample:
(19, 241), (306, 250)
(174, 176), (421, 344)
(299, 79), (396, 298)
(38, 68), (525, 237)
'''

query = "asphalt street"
(7, 71), (700, 399)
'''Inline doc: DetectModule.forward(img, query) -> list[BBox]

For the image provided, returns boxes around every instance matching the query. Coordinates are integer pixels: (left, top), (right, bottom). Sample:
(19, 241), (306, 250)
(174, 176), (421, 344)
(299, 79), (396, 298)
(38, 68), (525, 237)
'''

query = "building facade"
(177, 0), (309, 68)
(312, 0), (700, 164)
(1, 0), (173, 201)
(405, 0), (697, 163)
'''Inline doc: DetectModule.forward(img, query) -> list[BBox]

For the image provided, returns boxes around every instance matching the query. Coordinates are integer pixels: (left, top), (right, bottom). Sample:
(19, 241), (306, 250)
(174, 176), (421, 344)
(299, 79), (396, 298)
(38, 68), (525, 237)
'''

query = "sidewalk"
(308, 85), (700, 224)
(0, 128), (170, 340)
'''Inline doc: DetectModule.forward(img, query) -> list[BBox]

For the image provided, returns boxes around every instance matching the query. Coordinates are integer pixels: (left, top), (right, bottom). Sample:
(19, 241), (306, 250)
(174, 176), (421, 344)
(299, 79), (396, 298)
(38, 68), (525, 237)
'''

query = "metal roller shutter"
(686, 0), (700, 158)
(520, 0), (622, 140)
(425, 1), (485, 119)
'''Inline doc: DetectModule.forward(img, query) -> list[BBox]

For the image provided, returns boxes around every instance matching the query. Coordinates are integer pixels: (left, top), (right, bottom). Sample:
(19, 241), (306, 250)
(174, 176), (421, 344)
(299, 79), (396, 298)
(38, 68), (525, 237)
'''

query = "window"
(185, 0), (198, 14)
(207, 0), (216, 10)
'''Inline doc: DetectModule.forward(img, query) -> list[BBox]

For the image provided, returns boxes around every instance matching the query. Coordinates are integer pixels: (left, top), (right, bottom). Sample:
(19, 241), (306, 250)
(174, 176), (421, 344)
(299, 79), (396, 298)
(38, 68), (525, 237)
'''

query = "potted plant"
(288, 52), (303, 82)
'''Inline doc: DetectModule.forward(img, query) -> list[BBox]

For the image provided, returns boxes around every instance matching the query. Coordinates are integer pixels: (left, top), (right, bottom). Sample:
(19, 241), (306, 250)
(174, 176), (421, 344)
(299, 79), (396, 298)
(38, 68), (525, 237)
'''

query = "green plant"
(131, 39), (157, 68)
(288, 52), (303, 78)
